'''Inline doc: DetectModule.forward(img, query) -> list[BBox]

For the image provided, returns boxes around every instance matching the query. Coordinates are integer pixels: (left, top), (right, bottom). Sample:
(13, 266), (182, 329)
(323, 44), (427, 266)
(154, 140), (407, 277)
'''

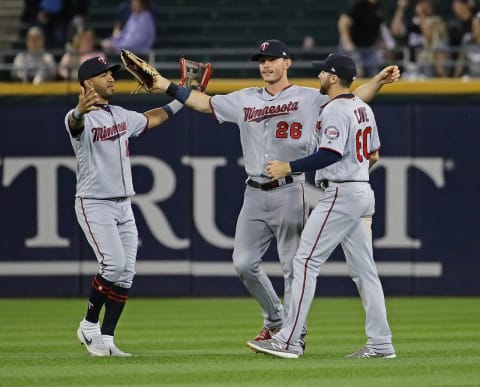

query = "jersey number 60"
(356, 126), (372, 163)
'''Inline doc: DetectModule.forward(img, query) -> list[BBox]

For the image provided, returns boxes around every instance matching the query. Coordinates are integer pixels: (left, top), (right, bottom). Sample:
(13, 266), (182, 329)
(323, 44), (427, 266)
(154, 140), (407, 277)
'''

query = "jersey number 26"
(276, 121), (302, 139)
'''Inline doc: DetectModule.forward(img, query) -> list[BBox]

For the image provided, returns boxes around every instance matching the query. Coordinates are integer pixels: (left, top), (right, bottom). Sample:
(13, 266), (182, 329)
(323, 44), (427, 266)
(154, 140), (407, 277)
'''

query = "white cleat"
(102, 335), (132, 357)
(345, 346), (396, 359)
(76, 319), (109, 357)
(107, 344), (132, 357)
(247, 339), (301, 359)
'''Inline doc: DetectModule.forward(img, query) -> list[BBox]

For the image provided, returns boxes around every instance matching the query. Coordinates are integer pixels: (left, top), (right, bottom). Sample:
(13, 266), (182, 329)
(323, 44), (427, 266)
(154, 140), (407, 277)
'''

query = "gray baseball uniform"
(65, 104), (148, 288)
(211, 85), (328, 330)
(274, 94), (395, 355)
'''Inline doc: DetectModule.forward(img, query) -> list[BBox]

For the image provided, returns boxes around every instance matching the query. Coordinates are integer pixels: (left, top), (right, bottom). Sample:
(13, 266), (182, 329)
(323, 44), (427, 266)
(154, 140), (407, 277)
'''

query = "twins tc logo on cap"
(77, 56), (121, 85)
(251, 39), (291, 61)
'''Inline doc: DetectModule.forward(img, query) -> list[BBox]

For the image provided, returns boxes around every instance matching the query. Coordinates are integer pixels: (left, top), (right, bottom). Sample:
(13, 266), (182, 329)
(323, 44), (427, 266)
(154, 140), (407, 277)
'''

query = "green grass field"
(0, 297), (479, 386)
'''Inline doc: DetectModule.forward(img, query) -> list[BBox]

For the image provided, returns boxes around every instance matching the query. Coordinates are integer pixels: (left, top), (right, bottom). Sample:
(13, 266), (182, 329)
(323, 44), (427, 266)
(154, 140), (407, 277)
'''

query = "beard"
(97, 87), (114, 100)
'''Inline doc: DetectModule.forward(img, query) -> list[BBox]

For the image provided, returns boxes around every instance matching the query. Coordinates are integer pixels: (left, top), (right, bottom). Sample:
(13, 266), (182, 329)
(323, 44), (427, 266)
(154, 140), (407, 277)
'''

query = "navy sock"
(85, 274), (113, 323)
(101, 286), (129, 336)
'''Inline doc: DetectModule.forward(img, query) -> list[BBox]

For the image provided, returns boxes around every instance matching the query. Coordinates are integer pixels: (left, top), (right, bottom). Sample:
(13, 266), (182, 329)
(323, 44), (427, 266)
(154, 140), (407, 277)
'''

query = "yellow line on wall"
(1, 78), (480, 96)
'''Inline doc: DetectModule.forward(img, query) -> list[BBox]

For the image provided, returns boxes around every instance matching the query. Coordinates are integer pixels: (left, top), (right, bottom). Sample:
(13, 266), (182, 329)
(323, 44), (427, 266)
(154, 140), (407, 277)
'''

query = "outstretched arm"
(153, 74), (213, 114)
(143, 100), (184, 129)
(353, 65), (400, 103)
(68, 87), (100, 132)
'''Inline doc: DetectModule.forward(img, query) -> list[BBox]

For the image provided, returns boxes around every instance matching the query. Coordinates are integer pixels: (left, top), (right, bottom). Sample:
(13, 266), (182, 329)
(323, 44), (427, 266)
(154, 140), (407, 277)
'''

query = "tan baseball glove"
(120, 49), (160, 94)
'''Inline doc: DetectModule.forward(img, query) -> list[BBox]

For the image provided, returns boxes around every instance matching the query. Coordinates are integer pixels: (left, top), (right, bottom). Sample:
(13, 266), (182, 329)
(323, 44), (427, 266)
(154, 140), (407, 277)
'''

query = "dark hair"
(136, 0), (151, 10)
(339, 78), (354, 88)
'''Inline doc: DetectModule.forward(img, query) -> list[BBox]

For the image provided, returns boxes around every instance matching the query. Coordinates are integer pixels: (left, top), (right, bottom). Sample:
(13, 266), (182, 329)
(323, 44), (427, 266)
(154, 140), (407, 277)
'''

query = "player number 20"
(356, 126), (372, 162)
(276, 121), (302, 139)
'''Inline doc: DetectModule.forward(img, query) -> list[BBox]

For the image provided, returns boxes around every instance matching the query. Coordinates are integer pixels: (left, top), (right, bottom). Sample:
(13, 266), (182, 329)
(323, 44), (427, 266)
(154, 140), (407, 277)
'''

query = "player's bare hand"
(266, 160), (291, 180)
(376, 65), (401, 85)
(76, 87), (101, 115)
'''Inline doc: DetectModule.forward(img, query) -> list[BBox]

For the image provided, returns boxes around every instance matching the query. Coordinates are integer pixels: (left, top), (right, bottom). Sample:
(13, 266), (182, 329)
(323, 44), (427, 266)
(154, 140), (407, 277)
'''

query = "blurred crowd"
(9, 0), (155, 83)
(334, 0), (480, 79)
(5, 0), (480, 83)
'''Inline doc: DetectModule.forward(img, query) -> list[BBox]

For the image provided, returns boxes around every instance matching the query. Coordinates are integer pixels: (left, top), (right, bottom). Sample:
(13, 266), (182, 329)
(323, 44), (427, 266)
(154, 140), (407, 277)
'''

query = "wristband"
(72, 108), (85, 121)
(162, 100), (184, 118)
(165, 82), (192, 103)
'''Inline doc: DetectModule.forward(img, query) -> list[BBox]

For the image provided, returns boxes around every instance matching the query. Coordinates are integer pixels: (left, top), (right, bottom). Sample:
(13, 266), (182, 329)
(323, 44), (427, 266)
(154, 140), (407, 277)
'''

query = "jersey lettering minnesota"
(64, 105), (148, 199)
(243, 101), (299, 122)
(211, 85), (328, 177)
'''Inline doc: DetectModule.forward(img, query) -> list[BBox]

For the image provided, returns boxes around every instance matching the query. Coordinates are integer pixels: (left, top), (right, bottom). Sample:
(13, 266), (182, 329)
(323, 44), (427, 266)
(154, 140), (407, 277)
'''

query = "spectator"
(101, 0), (156, 54)
(416, 15), (451, 77)
(111, 1), (132, 38)
(338, 0), (395, 77)
(11, 26), (57, 84)
(302, 35), (316, 50)
(390, 0), (435, 65)
(20, 0), (40, 27)
(449, 0), (477, 47)
(58, 29), (105, 81)
(63, 0), (91, 41)
(36, 0), (66, 43)
(454, 12), (480, 77)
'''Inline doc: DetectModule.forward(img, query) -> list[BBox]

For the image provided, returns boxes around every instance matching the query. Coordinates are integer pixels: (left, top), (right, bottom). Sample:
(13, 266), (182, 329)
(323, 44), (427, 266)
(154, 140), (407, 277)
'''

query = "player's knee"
(232, 256), (257, 276)
(104, 262), (128, 282)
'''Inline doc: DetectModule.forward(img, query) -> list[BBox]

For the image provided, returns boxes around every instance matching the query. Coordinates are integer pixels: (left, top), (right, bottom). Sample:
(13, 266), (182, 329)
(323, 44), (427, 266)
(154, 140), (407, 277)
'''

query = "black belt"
(105, 197), (128, 202)
(319, 180), (368, 189)
(247, 175), (294, 191)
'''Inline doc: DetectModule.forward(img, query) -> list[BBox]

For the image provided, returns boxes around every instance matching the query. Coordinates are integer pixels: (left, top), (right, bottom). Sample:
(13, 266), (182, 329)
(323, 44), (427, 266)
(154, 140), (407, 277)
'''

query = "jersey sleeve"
(64, 110), (73, 135)
(210, 91), (241, 124)
(318, 105), (348, 156)
(64, 109), (84, 138)
(367, 106), (381, 152)
(126, 109), (148, 137)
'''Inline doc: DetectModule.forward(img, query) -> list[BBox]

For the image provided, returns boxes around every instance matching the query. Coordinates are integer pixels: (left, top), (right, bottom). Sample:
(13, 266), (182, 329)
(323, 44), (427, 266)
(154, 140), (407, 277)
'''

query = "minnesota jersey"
(64, 104), (148, 198)
(211, 85), (328, 177)
(315, 94), (380, 183)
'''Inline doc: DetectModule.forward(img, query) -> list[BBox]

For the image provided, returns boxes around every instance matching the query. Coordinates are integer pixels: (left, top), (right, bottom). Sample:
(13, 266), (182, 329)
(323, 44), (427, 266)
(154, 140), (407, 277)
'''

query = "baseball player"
(66, 56), (183, 357)
(150, 40), (399, 346)
(247, 53), (395, 359)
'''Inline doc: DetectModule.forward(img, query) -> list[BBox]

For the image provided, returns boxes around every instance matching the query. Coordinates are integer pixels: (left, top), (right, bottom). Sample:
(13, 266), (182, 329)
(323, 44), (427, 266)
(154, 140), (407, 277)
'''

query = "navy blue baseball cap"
(312, 53), (357, 82)
(251, 39), (291, 61)
(78, 56), (121, 85)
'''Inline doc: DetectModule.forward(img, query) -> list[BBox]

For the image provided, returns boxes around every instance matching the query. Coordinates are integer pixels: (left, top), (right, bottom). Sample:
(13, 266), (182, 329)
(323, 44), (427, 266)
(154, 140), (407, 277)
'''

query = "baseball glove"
(179, 58), (212, 92)
(120, 49), (160, 94)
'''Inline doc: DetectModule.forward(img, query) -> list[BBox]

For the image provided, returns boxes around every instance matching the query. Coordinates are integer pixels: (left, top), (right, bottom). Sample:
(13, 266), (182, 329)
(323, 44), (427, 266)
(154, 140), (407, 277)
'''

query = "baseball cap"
(78, 56), (121, 85)
(312, 53), (357, 82)
(251, 39), (290, 61)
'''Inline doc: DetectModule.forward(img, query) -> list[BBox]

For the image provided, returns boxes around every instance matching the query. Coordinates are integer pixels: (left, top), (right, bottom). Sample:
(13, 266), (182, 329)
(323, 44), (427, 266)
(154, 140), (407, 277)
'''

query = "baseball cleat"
(300, 339), (306, 352)
(345, 346), (396, 359)
(101, 335), (132, 357)
(107, 344), (132, 357)
(254, 326), (280, 341)
(247, 339), (301, 359)
(76, 319), (109, 356)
